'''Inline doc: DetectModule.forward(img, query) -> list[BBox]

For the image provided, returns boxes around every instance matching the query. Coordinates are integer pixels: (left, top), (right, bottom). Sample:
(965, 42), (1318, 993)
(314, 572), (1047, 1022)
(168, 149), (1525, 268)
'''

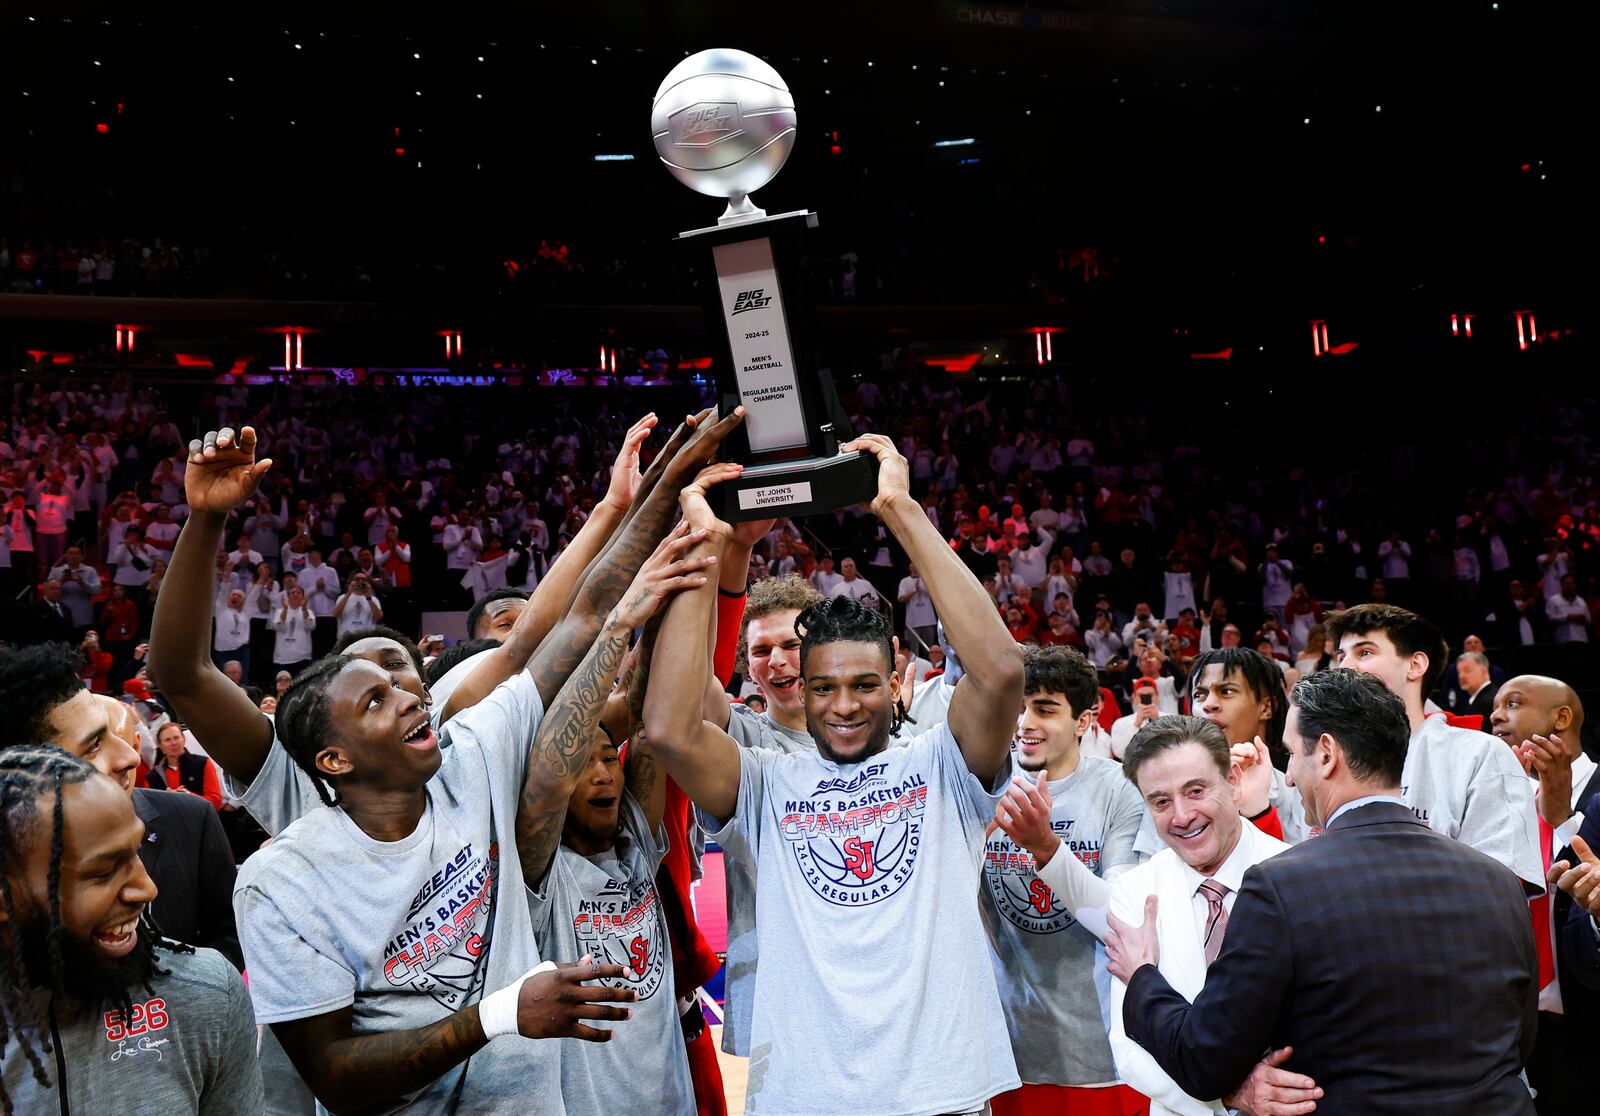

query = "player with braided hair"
(646, 437), (1026, 1115)
(0, 747), (260, 1114)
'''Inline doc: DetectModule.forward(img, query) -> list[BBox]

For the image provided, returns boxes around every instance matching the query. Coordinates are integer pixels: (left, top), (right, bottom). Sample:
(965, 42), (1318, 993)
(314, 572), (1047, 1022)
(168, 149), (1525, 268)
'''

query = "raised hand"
(612, 522), (717, 631)
(1231, 736), (1274, 818)
(1104, 895), (1160, 982)
(663, 406), (746, 485)
(1224, 1046), (1323, 1116)
(1548, 835), (1600, 918)
(516, 957), (638, 1043)
(1516, 734), (1576, 826)
(186, 427), (273, 514)
(993, 772), (1062, 867)
(678, 462), (743, 540)
(840, 433), (909, 517)
(601, 413), (658, 512)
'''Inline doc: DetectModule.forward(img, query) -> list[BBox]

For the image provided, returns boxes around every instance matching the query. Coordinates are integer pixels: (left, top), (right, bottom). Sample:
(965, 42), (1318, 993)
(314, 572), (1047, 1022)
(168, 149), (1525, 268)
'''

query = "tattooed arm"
(517, 524), (716, 885)
(525, 408), (745, 711)
(619, 621), (668, 834)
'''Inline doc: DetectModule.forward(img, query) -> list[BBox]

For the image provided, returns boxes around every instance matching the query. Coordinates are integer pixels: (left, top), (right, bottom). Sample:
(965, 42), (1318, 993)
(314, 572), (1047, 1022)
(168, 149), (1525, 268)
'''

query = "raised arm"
(516, 522), (715, 885)
(435, 414), (661, 726)
(844, 434), (1023, 783)
(525, 408), (745, 710)
(147, 427), (275, 784)
(642, 463), (747, 822)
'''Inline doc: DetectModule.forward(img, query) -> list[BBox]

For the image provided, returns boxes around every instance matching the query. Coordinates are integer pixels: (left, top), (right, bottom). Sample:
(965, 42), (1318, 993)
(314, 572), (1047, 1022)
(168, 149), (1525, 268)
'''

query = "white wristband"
(478, 961), (556, 1040)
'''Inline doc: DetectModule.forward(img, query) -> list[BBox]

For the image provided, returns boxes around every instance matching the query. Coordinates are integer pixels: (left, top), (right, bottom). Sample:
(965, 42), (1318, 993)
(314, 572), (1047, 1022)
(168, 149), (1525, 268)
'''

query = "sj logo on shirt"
(983, 820), (1097, 935)
(574, 882), (667, 1000)
(780, 777), (928, 907)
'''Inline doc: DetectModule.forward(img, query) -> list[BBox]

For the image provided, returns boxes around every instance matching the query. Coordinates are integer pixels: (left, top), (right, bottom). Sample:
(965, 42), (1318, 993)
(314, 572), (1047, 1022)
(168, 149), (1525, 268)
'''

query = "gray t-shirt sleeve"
(1102, 773), (1147, 874)
(442, 670), (546, 805)
(713, 744), (776, 852)
(202, 962), (266, 1115)
(932, 723), (1008, 843)
(219, 718), (317, 838)
(233, 884), (356, 1024)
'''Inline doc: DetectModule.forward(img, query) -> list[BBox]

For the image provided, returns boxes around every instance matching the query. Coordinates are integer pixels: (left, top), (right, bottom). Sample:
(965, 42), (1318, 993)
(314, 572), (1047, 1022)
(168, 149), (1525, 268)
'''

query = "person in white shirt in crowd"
(1326, 603), (1543, 891)
(830, 556), (883, 609)
(362, 489), (400, 547)
(1103, 717), (1309, 1116)
(244, 496), (287, 572)
(1011, 528), (1052, 589)
(301, 547), (341, 618)
(1547, 575), (1591, 643)
(270, 583), (316, 677)
(279, 528), (313, 578)
(898, 561), (939, 652)
(1087, 611), (1125, 669)
(1259, 544), (1293, 620)
(1377, 530), (1413, 587)
(993, 555), (1030, 605)
(1163, 553), (1197, 624)
(333, 571), (384, 637)
(1045, 554), (1080, 604)
(212, 585), (254, 678)
(142, 504), (180, 556)
(1029, 489), (1062, 535)
(1490, 674), (1595, 1113)
(809, 553), (844, 596)
(108, 523), (157, 588)
(226, 533), (264, 590)
(48, 544), (103, 632)
(442, 509), (483, 571)
(1122, 601), (1165, 649)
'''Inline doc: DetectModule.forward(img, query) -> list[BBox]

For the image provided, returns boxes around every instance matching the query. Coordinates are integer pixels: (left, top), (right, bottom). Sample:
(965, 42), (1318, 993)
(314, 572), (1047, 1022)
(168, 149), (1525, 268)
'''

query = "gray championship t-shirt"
(712, 722), (1021, 1116)
(708, 703), (816, 1056)
(2, 946), (262, 1115)
(530, 791), (693, 1115)
(220, 713), (319, 838)
(979, 755), (1145, 1086)
(233, 673), (562, 1116)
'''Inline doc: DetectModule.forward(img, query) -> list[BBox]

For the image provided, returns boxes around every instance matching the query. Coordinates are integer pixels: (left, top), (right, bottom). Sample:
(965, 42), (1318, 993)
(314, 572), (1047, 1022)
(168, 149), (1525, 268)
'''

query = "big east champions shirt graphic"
(983, 820), (1101, 934)
(781, 762), (929, 906)
(383, 841), (499, 1009)
(572, 875), (668, 1000)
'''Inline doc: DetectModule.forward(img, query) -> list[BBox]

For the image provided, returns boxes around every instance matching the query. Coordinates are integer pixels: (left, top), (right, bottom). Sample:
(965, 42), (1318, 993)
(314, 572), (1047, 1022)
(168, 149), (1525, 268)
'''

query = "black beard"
(807, 713), (893, 763)
(19, 916), (159, 1018)
(1017, 755), (1047, 773)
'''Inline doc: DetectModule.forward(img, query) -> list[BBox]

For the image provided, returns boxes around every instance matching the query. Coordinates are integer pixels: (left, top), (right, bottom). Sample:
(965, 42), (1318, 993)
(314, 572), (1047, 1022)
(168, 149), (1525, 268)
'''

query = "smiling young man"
(647, 438), (1025, 1116)
(1325, 603), (1542, 891)
(0, 748), (262, 1114)
(979, 646), (1147, 1115)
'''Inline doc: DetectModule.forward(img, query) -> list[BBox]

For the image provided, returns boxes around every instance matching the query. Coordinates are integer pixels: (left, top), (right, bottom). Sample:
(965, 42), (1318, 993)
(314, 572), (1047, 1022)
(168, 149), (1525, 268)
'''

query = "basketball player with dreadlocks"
(230, 412), (740, 1114)
(0, 644), (242, 968)
(517, 522), (705, 1115)
(148, 415), (675, 838)
(0, 748), (261, 1114)
(647, 437), (1024, 1115)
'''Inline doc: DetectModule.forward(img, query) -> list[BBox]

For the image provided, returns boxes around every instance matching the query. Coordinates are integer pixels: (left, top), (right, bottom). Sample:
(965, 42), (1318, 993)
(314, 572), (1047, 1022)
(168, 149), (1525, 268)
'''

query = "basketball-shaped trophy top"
(651, 49), (798, 205)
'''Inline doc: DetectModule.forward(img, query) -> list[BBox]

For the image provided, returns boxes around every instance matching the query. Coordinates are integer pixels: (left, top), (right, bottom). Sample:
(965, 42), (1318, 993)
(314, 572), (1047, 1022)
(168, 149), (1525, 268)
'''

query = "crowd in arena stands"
(1, 378), (1598, 1116)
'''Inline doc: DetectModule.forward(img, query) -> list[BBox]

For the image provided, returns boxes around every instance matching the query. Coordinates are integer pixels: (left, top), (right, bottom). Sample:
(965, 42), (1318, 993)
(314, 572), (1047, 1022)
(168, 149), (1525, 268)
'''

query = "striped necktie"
(1198, 878), (1231, 967)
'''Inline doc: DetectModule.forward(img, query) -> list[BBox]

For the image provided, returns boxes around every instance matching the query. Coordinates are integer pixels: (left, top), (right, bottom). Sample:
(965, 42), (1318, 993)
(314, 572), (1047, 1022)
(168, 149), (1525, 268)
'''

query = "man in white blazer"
(1106, 715), (1322, 1116)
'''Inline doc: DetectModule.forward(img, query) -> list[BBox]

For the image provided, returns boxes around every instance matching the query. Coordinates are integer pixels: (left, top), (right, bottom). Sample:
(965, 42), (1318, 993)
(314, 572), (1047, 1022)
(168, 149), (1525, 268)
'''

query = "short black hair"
(274, 655), (355, 808)
(1023, 646), (1100, 719)
(795, 595), (893, 676)
(332, 626), (427, 680)
(1122, 715), (1231, 789)
(0, 645), (89, 751)
(464, 588), (529, 641)
(1187, 648), (1288, 752)
(1324, 603), (1450, 696)
(425, 637), (500, 686)
(1288, 668), (1408, 786)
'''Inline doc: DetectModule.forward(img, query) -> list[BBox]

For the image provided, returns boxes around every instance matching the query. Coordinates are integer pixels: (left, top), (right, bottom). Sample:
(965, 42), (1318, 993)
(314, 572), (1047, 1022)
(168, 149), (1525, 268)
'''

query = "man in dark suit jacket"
(29, 579), (77, 644)
(1108, 668), (1538, 1116)
(1552, 794), (1600, 994)
(133, 784), (243, 969)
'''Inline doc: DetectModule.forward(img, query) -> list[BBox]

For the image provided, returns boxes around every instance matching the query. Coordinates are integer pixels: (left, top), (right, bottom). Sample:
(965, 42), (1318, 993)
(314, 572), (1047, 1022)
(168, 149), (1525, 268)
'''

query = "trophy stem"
(719, 192), (767, 226)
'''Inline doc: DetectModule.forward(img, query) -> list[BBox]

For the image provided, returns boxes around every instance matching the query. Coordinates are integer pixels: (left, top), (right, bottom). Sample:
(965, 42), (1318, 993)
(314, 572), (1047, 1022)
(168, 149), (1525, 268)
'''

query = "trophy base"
(713, 450), (879, 523)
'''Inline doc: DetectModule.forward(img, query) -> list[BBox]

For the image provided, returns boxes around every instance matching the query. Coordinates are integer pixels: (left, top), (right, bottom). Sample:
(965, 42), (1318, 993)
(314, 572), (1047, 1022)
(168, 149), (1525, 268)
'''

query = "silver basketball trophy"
(652, 48), (876, 522)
